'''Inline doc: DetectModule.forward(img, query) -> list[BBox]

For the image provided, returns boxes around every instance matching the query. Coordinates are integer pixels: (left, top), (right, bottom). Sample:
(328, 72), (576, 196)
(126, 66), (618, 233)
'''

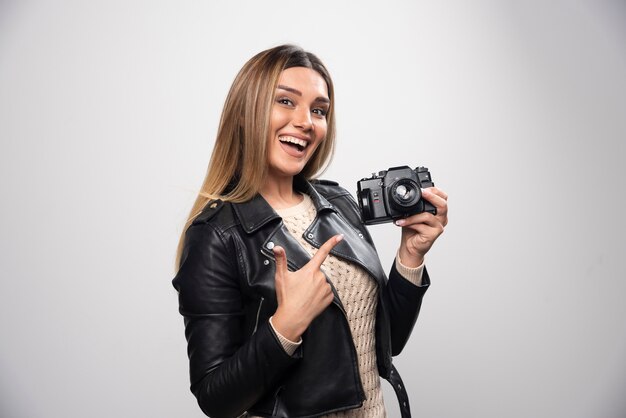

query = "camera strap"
(385, 364), (412, 418)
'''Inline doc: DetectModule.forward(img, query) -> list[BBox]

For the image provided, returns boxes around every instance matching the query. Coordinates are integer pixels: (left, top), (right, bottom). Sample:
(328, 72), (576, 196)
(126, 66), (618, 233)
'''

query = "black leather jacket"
(173, 176), (430, 418)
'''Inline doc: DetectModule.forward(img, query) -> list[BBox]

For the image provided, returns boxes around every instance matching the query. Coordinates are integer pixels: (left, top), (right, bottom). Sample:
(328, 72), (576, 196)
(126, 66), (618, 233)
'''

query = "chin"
(269, 161), (308, 179)
(281, 166), (306, 178)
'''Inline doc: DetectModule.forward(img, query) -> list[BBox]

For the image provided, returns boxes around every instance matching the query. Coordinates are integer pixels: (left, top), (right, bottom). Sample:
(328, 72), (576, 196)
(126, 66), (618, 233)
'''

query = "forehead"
(277, 67), (329, 99)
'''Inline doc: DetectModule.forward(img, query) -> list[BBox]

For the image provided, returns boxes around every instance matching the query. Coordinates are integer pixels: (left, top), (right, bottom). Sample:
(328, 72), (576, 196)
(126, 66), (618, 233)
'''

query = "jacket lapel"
(297, 178), (387, 287)
(232, 178), (387, 288)
(304, 211), (386, 288)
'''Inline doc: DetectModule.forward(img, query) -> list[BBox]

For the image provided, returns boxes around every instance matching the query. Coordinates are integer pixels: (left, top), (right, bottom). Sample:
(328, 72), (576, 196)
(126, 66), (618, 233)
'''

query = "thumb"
(273, 246), (288, 278)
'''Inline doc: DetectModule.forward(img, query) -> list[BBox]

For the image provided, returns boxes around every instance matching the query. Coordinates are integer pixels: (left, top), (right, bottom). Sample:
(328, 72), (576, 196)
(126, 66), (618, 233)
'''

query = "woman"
(173, 44), (448, 418)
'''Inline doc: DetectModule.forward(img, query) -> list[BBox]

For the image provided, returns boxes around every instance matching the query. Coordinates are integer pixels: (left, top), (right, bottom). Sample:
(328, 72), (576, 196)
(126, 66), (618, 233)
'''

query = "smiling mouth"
(279, 136), (309, 152)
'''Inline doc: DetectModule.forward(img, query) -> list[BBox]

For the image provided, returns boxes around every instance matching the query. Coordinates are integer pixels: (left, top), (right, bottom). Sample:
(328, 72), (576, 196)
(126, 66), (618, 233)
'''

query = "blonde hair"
(175, 45), (336, 269)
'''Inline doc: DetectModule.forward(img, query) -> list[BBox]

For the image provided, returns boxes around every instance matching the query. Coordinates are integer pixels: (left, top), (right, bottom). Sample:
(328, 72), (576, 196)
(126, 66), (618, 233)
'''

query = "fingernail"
(421, 188), (430, 195)
(336, 234), (344, 242)
(395, 219), (405, 226)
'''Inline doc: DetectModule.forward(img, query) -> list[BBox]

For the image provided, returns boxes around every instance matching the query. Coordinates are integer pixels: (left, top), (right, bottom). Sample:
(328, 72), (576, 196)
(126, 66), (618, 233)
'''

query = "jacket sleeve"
(172, 222), (299, 418)
(383, 261), (430, 356)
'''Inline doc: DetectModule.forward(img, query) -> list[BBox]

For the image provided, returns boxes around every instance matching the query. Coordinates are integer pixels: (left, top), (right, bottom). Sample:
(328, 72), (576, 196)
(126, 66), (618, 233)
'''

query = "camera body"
(357, 166), (436, 225)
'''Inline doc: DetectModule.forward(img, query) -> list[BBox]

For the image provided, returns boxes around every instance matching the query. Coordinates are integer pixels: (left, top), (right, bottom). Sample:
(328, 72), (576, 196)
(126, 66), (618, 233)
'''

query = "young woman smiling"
(173, 44), (448, 418)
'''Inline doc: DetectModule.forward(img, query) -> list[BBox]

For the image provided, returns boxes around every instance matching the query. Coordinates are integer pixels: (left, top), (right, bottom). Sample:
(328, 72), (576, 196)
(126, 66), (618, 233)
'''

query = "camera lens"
(390, 179), (421, 209)
(395, 185), (414, 202)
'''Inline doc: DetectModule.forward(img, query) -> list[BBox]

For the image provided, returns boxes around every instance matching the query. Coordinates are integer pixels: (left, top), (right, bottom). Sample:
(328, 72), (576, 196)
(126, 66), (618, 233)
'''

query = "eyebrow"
(276, 84), (330, 104)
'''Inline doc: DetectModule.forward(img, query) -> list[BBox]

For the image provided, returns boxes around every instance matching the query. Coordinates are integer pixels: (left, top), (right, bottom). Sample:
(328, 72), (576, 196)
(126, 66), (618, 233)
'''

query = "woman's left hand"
(395, 187), (448, 268)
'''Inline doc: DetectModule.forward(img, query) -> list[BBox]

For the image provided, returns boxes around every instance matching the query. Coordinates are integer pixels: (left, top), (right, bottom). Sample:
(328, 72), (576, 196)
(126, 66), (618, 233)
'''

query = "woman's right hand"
(271, 234), (344, 342)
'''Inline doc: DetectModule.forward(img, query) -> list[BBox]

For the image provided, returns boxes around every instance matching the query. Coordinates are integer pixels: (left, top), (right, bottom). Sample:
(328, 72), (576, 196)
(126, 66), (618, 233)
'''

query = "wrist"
(272, 308), (307, 342)
(398, 246), (424, 268)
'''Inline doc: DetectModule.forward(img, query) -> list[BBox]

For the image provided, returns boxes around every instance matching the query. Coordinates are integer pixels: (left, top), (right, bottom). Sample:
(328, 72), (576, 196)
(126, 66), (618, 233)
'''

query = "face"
(266, 67), (330, 181)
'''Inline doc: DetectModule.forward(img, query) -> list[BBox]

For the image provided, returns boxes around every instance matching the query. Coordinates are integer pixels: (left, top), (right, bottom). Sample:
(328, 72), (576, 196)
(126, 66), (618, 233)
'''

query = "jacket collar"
(233, 175), (336, 233)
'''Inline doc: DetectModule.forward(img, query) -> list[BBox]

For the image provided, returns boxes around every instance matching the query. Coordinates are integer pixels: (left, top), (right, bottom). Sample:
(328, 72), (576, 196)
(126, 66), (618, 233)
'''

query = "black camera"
(357, 166), (436, 225)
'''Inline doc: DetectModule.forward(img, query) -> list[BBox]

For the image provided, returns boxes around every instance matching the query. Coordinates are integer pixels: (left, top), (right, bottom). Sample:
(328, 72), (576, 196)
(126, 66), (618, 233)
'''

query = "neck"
(260, 174), (302, 210)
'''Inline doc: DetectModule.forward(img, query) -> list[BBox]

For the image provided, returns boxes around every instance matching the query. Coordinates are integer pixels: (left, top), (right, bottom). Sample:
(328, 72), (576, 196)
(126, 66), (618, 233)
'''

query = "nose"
(292, 107), (313, 131)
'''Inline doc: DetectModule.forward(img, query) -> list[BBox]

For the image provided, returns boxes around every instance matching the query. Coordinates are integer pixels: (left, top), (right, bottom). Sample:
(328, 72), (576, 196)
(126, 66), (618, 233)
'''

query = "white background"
(1, 1), (625, 417)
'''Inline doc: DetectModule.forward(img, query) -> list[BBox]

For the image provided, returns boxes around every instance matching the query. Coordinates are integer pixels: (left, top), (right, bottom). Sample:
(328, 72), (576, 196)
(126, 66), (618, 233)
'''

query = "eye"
(276, 97), (294, 107)
(312, 107), (328, 117)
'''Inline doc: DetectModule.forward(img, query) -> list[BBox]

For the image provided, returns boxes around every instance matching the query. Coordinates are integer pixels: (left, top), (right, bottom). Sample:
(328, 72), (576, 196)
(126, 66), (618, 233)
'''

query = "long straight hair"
(175, 45), (336, 269)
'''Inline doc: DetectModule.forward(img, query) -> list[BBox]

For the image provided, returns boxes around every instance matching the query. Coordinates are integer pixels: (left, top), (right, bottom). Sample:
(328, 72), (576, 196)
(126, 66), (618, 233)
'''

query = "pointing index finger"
(308, 234), (344, 269)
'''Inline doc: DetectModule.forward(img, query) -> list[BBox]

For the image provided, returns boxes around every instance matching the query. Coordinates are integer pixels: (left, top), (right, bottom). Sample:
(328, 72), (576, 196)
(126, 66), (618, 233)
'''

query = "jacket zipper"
(253, 297), (264, 334)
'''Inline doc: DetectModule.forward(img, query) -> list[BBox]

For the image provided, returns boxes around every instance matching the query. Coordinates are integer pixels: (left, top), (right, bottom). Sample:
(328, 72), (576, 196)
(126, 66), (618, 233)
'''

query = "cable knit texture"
(275, 194), (386, 418)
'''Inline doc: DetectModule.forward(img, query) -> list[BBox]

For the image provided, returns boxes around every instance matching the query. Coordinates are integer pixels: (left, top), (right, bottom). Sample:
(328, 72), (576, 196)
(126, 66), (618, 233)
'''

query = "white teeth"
(279, 136), (308, 148)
